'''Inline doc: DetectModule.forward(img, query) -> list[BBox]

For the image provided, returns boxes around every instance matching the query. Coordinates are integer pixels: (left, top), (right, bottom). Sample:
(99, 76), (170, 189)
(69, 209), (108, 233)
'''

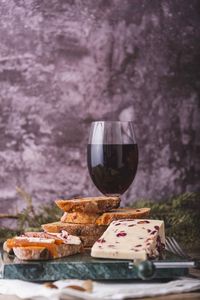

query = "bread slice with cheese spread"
(3, 231), (83, 260)
(23, 231), (101, 248)
(41, 222), (107, 248)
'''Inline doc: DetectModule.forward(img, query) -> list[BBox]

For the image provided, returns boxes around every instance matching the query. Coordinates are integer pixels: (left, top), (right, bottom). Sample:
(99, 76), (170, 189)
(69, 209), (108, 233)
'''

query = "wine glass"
(87, 121), (138, 197)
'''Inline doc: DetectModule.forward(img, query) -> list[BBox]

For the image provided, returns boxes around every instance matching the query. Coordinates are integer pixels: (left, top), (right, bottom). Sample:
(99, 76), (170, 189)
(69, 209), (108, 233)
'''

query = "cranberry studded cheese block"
(91, 219), (165, 261)
(55, 196), (120, 213)
(3, 231), (83, 260)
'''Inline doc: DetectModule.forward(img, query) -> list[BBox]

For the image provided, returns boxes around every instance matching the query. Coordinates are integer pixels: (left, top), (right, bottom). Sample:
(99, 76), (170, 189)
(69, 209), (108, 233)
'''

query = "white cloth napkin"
(0, 277), (200, 300)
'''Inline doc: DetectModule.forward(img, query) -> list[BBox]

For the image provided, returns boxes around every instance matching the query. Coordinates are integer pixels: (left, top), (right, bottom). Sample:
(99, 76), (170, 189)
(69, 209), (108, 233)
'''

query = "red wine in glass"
(87, 121), (138, 196)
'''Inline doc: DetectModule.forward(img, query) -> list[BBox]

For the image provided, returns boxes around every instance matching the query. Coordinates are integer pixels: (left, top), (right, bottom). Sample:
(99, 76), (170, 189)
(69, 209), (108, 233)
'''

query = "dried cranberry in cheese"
(91, 219), (165, 261)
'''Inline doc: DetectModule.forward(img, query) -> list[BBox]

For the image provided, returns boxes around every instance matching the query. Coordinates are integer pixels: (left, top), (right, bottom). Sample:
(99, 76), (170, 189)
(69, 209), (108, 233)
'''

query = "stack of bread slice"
(42, 196), (150, 248)
(3, 196), (151, 260)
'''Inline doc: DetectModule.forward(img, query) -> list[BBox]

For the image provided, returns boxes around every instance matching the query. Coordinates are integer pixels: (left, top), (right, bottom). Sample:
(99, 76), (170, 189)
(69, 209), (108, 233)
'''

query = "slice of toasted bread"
(13, 246), (49, 260)
(12, 244), (83, 260)
(95, 207), (151, 225)
(3, 235), (83, 260)
(55, 196), (120, 213)
(42, 221), (107, 236)
(60, 212), (100, 224)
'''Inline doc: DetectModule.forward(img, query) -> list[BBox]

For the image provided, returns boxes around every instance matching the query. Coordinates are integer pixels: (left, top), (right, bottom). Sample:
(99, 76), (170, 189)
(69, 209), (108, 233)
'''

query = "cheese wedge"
(91, 219), (165, 261)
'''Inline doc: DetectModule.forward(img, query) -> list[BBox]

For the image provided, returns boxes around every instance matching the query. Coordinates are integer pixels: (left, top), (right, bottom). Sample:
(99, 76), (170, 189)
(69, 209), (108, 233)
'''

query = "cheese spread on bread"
(45, 230), (81, 245)
(15, 237), (56, 244)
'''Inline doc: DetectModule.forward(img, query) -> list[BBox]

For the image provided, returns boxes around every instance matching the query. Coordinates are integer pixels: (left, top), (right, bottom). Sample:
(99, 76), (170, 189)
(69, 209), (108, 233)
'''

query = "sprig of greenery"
(17, 187), (62, 231)
(130, 192), (200, 248)
(0, 187), (62, 243)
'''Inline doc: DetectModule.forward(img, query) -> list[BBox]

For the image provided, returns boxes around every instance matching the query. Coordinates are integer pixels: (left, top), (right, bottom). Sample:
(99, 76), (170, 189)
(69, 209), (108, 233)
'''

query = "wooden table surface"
(1, 252), (200, 300)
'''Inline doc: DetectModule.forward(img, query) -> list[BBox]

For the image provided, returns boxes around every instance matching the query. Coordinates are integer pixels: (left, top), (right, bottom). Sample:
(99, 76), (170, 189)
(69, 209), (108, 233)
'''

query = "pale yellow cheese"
(45, 231), (81, 245)
(91, 219), (165, 261)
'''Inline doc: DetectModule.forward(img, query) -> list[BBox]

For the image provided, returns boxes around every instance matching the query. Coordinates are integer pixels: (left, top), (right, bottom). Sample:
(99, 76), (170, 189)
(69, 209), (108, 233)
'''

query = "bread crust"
(95, 207), (151, 225)
(13, 246), (50, 260)
(61, 212), (100, 224)
(80, 235), (101, 247)
(13, 243), (83, 260)
(55, 196), (120, 213)
(42, 221), (107, 236)
(3, 241), (13, 254)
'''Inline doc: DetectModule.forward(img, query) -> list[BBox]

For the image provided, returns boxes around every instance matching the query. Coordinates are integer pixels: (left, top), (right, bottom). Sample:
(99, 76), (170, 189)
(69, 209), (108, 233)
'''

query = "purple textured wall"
(0, 0), (200, 214)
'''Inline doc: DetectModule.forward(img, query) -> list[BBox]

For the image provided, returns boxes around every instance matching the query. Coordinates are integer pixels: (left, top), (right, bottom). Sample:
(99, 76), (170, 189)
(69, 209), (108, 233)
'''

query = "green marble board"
(0, 250), (191, 281)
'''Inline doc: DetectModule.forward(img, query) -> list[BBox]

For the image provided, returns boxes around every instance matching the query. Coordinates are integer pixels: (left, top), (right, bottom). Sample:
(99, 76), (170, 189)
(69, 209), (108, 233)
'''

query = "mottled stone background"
(0, 0), (200, 216)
